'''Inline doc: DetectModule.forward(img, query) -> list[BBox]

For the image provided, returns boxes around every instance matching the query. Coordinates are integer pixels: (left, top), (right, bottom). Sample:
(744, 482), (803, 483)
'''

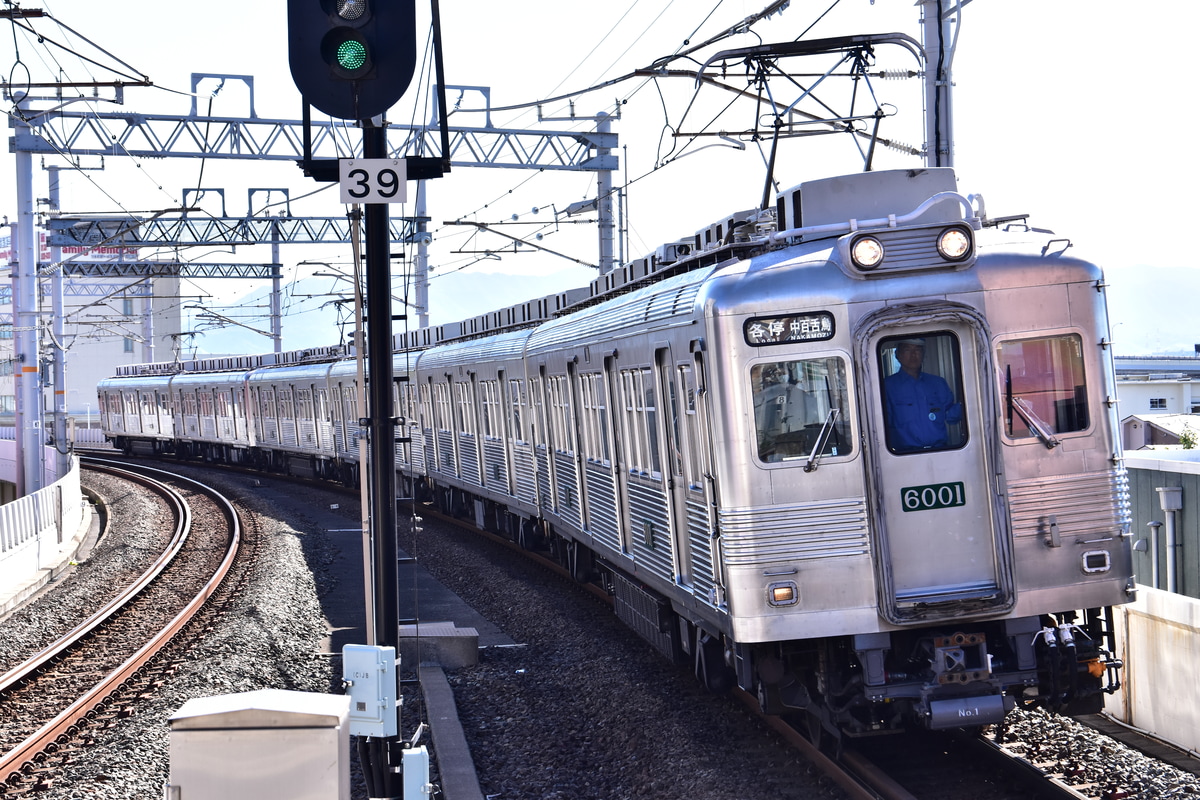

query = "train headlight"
(850, 235), (884, 270)
(937, 226), (973, 261)
(767, 581), (799, 607)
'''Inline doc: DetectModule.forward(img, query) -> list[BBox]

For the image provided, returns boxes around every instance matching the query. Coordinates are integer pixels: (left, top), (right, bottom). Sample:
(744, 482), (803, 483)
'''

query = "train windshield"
(998, 334), (1089, 440)
(751, 357), (852, 463)
(878, 332), (968, 454)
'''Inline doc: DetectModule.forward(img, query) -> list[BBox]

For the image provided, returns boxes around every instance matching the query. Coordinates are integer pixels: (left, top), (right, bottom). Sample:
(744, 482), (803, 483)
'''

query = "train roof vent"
(555, 287), (590, 313)
(435, 322), (463, 344)
(656, 240), (693, 265)
(696, 208), (760, 250)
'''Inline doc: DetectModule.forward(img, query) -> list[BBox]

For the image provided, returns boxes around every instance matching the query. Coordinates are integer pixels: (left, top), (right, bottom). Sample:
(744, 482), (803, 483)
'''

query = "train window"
(433, 383), (453, 432)
(878, 333), (968, 454)
(619, 367), (662, 478)
(678, 364), (705, 488)
(455, 382), (476, 436)
(315, 388), (327, 422)
(263, 392), (276, 419)
(480, 381), (501, 439)
(507, 379), (525, 442)
(579, 373), (611, 465)
(297, 389), (313, 422)
(530, 377), (546, 447)
(546, 376), (573, 454)
(752, 357), (853, 463)
(998, 334), (1089, 439)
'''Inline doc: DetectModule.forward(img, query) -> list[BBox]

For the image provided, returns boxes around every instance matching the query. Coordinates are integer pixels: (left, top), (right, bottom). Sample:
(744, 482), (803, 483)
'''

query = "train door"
(602, 355), (630, 555)
(860, 312), (1014, 624)
(157, 390), (174, 439)
(492, 371), (514, 495)
(656, 346), (692, 586)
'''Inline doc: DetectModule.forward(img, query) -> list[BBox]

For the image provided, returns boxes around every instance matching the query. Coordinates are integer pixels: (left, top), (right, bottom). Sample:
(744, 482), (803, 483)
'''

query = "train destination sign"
(744, 311), (835, 346)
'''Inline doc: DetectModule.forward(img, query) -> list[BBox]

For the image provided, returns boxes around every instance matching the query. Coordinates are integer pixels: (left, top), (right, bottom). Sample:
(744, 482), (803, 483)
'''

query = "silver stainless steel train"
(99, 168), (1135, 738)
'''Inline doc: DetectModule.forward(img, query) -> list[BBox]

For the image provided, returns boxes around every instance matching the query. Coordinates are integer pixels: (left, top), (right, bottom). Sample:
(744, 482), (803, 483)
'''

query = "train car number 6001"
(901, 481), (966, 512)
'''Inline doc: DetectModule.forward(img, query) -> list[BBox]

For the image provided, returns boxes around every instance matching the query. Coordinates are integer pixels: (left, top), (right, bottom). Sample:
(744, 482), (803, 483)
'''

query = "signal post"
(287, 2), (448, 797)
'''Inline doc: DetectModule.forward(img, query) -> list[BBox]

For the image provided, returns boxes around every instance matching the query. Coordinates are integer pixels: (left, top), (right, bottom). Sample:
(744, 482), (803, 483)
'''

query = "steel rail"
(0, 460), (242, 786)
(0, 462), (189, 695)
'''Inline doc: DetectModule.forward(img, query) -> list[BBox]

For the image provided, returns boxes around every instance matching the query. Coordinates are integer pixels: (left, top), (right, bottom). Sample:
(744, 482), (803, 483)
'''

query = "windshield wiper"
(1011, 396), (1061, 449)
(804, 408), (840, 473)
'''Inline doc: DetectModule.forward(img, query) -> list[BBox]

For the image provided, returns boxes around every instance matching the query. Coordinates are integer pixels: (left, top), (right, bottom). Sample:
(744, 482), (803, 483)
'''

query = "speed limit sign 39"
(339, 158), (408, 204)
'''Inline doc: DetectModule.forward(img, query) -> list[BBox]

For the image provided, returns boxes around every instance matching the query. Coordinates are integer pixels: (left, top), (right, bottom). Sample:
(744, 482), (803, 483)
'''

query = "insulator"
(885, 140), (923, 156)
(876, 69), (915, 80)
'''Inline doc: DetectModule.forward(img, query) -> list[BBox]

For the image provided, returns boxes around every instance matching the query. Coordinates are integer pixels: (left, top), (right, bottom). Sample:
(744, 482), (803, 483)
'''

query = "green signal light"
(336, 39), (368, 71)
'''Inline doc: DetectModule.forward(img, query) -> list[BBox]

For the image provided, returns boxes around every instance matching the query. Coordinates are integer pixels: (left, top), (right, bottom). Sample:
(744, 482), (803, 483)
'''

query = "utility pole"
(13, 94), (43, 494)
(921, 0), (958, 168)
(48, 166), (69, 476)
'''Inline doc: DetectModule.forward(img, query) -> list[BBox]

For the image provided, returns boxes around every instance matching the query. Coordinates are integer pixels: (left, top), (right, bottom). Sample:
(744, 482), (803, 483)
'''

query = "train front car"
(707, 169), (1134, 737)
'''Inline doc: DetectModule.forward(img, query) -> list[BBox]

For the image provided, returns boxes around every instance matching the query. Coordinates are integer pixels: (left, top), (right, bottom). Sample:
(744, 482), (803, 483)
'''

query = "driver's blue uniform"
(884, 370), (962, 451)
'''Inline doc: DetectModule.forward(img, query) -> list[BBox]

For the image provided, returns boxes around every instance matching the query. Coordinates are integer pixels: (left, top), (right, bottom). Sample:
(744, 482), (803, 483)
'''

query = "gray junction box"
(167, 689), (351, 800)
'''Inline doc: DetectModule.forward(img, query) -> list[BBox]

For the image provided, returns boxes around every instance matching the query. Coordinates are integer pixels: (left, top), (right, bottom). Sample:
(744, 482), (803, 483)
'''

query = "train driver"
(883, 338), (962, 452)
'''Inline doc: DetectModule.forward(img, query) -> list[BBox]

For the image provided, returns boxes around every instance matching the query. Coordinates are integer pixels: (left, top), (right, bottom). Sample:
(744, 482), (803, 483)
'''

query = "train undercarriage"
(103, 445), (1124, 740)
(416, 480), (1124, 740)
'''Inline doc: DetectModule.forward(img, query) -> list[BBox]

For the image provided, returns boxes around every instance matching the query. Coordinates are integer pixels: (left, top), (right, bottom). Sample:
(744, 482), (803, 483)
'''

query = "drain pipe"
(1144, 521), (1162, 589)
(1156, 487), (1183, 593)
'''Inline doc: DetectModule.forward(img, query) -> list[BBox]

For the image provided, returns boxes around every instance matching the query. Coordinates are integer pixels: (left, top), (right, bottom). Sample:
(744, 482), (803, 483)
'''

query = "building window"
(124, 337), (135, 353)
(1150, 398), (1167, 410)
(123, 297), (134, 316)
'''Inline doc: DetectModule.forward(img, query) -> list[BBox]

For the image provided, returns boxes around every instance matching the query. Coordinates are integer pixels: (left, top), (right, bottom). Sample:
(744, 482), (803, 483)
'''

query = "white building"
(1, 230), (183, 427)
(1115, 355), (1200, 417)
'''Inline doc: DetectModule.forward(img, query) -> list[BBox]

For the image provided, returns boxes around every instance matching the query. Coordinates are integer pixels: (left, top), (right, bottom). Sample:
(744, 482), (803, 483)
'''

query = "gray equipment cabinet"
(167, 689), (351, 800)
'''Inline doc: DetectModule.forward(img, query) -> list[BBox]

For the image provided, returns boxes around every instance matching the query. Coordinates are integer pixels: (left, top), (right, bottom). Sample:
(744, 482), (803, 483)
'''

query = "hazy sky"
(1, 1), (1194, 354)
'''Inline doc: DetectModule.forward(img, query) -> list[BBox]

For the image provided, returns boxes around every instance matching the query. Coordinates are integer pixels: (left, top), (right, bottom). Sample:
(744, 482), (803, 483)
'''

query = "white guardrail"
(0, 442), (86, 606)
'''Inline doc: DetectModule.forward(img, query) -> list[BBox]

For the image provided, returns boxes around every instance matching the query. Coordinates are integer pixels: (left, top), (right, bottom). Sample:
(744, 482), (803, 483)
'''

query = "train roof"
(103, 168), (1057, 380)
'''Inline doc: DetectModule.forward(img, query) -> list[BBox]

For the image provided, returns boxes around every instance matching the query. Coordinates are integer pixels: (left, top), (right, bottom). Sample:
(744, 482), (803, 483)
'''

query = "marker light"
(937, 226), (973, 261)
(768, 581), (798, 606)
(851, 235), (884, 269)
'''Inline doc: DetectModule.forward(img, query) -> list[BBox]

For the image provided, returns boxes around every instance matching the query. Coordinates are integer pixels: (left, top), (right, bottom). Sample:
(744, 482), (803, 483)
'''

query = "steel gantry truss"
(7, 72), (617, 494)
(45, 214), (424, 255)
(13, 75), (617, 171)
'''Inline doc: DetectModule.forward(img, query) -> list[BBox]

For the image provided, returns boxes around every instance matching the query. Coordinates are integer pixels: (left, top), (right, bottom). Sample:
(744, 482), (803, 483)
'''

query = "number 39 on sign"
(339, 158), (408, 204)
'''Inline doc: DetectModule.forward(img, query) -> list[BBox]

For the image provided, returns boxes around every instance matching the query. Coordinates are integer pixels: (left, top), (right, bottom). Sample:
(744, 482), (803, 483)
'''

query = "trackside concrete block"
(398, 621), (479, 669)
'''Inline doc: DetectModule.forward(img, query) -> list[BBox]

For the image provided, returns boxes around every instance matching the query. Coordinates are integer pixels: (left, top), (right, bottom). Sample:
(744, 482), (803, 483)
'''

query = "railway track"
(418, 499), (1144, 800)
(0, 459), (242, 794)
(41, 454), (1182, 799)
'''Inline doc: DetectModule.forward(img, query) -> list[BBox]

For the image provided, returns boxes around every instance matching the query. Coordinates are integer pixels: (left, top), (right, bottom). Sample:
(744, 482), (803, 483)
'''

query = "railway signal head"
(287, 0), (417, 121)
